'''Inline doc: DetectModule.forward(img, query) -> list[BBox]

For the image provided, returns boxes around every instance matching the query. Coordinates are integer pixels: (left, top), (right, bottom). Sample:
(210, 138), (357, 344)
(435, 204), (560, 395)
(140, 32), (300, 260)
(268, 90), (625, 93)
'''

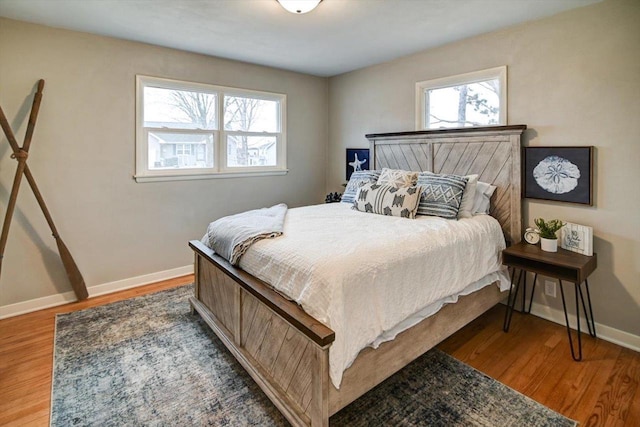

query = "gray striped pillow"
(341, 170), (381, 204)
(416, 172), (468, 218)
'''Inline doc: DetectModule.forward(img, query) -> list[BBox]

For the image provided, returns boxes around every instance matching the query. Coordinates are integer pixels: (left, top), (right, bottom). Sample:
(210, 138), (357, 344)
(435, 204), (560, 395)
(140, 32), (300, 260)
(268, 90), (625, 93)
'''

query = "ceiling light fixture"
(277, 0), (322, 14)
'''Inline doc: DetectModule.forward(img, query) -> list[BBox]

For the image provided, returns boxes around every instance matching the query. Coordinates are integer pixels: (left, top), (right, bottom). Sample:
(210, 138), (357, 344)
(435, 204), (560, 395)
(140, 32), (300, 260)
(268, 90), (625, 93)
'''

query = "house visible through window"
(415, 66), (507, 130)
(135, 76), (286, 182)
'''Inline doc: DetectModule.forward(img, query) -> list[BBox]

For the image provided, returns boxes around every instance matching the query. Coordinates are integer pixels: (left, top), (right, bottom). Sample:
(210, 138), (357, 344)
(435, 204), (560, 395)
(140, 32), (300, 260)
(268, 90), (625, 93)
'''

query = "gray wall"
(2, 0), (638, 339)
(328, 0), (640, 336)
(0, 18), (327, 305)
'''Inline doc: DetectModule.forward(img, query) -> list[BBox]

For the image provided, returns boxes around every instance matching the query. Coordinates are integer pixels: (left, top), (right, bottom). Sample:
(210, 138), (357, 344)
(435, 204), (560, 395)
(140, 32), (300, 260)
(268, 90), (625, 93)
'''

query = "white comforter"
(238, 203), (508, 388)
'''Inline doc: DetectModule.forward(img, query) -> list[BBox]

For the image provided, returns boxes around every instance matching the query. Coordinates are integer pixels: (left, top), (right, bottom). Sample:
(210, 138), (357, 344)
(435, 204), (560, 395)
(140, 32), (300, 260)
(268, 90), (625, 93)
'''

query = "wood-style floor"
(1, 276), (638, 426)
(438, 305), (640, 426)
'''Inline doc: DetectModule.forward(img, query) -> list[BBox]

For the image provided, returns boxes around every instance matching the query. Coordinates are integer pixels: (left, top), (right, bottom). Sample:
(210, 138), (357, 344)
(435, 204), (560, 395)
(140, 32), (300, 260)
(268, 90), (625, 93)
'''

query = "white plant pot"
(540, 237), (558, 252)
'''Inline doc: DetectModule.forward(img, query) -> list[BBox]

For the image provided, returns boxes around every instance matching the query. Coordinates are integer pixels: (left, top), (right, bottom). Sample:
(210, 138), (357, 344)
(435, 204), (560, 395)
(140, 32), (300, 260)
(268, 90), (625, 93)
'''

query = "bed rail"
(189, 240), (335, 346)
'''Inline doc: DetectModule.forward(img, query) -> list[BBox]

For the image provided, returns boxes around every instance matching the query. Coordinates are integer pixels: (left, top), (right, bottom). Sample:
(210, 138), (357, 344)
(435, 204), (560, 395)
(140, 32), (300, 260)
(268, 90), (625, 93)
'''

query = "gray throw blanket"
(201, 203), (288, 266)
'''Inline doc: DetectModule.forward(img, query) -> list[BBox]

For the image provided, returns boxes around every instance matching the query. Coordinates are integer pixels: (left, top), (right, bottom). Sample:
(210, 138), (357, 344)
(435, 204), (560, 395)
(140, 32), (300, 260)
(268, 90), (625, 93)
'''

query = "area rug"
(51, 285), (576, 426)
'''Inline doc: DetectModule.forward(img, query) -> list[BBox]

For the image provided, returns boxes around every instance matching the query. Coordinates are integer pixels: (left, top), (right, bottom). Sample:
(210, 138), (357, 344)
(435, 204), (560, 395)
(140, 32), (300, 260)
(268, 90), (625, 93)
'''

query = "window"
(415, 66), (507, 130)
(136, 76), (286, 182)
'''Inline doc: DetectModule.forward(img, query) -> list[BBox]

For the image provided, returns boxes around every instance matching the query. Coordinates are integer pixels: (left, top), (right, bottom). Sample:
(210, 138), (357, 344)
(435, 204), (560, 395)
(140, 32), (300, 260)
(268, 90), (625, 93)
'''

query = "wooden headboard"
(366, 125), (526, 245)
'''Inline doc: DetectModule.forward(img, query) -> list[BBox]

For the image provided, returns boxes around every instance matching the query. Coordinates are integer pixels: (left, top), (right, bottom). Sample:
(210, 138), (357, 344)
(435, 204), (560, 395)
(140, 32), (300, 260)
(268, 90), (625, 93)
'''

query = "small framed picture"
(346, 148), (370, 180)
(524, 146), (594, 205)
(560, 222), (593, 256)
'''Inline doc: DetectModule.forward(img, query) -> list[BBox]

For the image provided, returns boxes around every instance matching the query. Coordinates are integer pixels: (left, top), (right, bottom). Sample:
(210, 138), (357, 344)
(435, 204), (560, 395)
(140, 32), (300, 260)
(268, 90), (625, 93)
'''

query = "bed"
(189, 125), (526, 426)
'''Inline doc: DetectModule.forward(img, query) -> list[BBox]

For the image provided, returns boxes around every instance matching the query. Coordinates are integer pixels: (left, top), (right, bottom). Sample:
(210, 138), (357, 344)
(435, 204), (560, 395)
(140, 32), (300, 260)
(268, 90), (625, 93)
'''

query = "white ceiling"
(0, 0), (600, 77)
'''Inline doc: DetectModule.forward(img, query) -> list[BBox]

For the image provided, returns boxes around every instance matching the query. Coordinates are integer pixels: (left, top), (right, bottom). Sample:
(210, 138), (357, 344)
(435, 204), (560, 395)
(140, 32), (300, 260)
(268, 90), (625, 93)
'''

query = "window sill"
(134, 169), (289, 183)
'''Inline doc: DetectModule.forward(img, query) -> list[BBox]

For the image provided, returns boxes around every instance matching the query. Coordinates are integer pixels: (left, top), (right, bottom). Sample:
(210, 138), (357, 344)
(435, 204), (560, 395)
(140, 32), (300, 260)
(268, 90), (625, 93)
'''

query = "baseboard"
(528, 301), (640, 353)
(88, 265), (193, 297)
(0, 290), (79, 320)
(5, 274), (638, 354)
(0, 264), (194, 319)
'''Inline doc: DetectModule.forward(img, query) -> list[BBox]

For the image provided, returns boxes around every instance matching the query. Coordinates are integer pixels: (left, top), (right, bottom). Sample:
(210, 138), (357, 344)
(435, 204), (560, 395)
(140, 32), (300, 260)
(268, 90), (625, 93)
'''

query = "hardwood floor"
(438, 306), (640, 427)
(0, 275), (193, 427)
(1, 276), (638, 426)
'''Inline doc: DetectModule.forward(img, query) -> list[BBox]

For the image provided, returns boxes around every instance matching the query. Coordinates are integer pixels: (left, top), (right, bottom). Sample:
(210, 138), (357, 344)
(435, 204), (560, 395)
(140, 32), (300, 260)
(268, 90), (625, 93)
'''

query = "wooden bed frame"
(189, 125), (526, 426)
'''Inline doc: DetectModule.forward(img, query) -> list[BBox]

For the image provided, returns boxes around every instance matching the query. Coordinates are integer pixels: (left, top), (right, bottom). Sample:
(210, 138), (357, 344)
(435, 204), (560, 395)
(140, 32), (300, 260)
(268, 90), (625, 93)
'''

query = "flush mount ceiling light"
(277, 0), (322, 14)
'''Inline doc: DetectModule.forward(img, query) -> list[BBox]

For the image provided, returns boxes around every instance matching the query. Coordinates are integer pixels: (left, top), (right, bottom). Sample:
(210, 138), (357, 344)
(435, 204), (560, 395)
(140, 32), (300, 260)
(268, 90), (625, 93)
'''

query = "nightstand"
(502, 242), (597, 361)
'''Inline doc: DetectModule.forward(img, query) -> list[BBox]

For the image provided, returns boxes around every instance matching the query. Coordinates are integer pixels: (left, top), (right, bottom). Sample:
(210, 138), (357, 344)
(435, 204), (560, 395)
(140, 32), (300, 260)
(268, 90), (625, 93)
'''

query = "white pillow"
(473, 181), (497, 214)
(457, 174), (478, 219)
(377, 168), (418, 188)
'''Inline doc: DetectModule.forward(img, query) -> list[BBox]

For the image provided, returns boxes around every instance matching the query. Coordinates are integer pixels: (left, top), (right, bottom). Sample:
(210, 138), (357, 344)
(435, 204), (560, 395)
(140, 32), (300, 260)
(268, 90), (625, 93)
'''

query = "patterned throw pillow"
(341, 170), (381, 204)
(353, 183), (422, 219)
(421, 171), (478, 219)
(416, 172), (469, 219)
(377, 168), (419, 188)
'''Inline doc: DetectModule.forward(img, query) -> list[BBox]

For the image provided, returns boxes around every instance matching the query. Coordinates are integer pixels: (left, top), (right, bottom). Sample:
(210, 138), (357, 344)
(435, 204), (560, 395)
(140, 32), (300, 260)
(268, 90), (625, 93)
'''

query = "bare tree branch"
(168, 91), (269, 166)
(429, 113), (484, 127)
(224, 96), (261, 130)
(170, 91), (216, 128)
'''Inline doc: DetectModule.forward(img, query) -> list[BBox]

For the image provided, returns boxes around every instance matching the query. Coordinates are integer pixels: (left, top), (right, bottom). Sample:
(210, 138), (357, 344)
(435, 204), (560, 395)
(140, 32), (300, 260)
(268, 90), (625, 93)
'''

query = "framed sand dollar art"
(524, 146), (594, 205)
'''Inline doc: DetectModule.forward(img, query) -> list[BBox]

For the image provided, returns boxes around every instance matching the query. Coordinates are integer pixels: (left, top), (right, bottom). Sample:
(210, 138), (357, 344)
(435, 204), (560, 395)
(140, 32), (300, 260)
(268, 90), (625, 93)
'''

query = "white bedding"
(238, 203), (509, 389)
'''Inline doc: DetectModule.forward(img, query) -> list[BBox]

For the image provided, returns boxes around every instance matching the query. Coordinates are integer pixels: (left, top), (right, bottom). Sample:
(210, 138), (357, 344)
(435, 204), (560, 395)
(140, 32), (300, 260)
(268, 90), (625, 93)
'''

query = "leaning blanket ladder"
(0, 79), (88, 300)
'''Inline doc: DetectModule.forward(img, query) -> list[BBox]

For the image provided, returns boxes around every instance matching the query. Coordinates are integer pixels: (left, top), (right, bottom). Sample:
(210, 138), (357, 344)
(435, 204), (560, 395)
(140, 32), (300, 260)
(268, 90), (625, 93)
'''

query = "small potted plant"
(534, 218), (565, 252)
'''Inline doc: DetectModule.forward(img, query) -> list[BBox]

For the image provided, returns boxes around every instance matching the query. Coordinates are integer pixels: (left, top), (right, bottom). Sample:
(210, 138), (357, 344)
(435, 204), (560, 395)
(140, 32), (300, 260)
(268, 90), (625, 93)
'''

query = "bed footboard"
(189, 240), (334, 427)
(190, 240), (506, 425)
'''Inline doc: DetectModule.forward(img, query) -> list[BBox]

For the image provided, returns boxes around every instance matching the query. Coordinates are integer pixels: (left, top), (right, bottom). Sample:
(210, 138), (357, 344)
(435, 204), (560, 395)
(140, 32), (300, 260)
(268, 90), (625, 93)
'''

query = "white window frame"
(415, 66), (507, 130)
(220, 90), (285, 174)
(135, 75), (287, 182)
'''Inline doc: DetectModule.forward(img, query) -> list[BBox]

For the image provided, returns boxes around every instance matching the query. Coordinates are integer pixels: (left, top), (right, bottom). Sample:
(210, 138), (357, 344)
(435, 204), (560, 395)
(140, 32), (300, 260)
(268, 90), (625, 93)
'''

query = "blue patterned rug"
(51, 285), (576, 426)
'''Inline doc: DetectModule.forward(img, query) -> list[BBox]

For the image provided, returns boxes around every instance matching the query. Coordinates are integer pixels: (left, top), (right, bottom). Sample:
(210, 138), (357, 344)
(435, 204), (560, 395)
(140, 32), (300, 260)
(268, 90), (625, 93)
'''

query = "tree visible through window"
(136, 76), (286, 182)
(224, 95), (279, 168)
(416, 66), (506, 130)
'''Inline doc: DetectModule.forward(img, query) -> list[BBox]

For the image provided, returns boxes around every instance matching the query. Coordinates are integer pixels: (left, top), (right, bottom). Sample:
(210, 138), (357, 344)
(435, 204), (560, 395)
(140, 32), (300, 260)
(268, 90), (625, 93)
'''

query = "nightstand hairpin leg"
(525, 273), (537, 314)
(503, 268), (525, 332)
(503, 268), (517, 331)
(559, 279), (596, 361)
(579, 279), (597, 337)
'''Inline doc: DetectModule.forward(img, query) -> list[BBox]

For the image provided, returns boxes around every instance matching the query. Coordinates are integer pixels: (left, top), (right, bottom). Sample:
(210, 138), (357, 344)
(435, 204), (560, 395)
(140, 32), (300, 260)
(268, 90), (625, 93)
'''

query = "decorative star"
(349, 153), (367, 172)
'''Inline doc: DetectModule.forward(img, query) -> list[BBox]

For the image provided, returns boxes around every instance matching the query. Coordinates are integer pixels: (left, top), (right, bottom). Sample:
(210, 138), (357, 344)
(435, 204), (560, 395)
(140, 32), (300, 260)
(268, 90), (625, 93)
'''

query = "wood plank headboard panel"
(366, 125), (526, 245)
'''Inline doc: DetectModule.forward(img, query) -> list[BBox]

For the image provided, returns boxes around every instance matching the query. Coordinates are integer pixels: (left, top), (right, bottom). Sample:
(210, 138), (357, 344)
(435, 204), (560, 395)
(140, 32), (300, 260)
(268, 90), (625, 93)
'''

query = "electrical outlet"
(544, 280), (556, 298)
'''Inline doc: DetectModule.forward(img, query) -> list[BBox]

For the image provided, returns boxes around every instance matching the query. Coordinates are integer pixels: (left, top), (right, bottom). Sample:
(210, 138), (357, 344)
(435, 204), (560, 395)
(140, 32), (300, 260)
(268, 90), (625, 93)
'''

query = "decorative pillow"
(472, 181), (497, 214)
(341, 170), (381, 204)
(353, 183), (422, 219)
(376, 168), (418, 188)
(457, 174), (478, 219)
(422, 171), (477, 219)
(416, 172), (468, 219)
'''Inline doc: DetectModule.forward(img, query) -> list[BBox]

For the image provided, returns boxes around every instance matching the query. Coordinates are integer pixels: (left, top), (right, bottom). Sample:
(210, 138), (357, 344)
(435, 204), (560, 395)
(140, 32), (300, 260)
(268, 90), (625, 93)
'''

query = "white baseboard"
(88, 265), (193, 297)
(528, 301), (640, 353)
(0, 290), (79, 320)
(4, 272), (638, 354)
(0, 265), (193, 320)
